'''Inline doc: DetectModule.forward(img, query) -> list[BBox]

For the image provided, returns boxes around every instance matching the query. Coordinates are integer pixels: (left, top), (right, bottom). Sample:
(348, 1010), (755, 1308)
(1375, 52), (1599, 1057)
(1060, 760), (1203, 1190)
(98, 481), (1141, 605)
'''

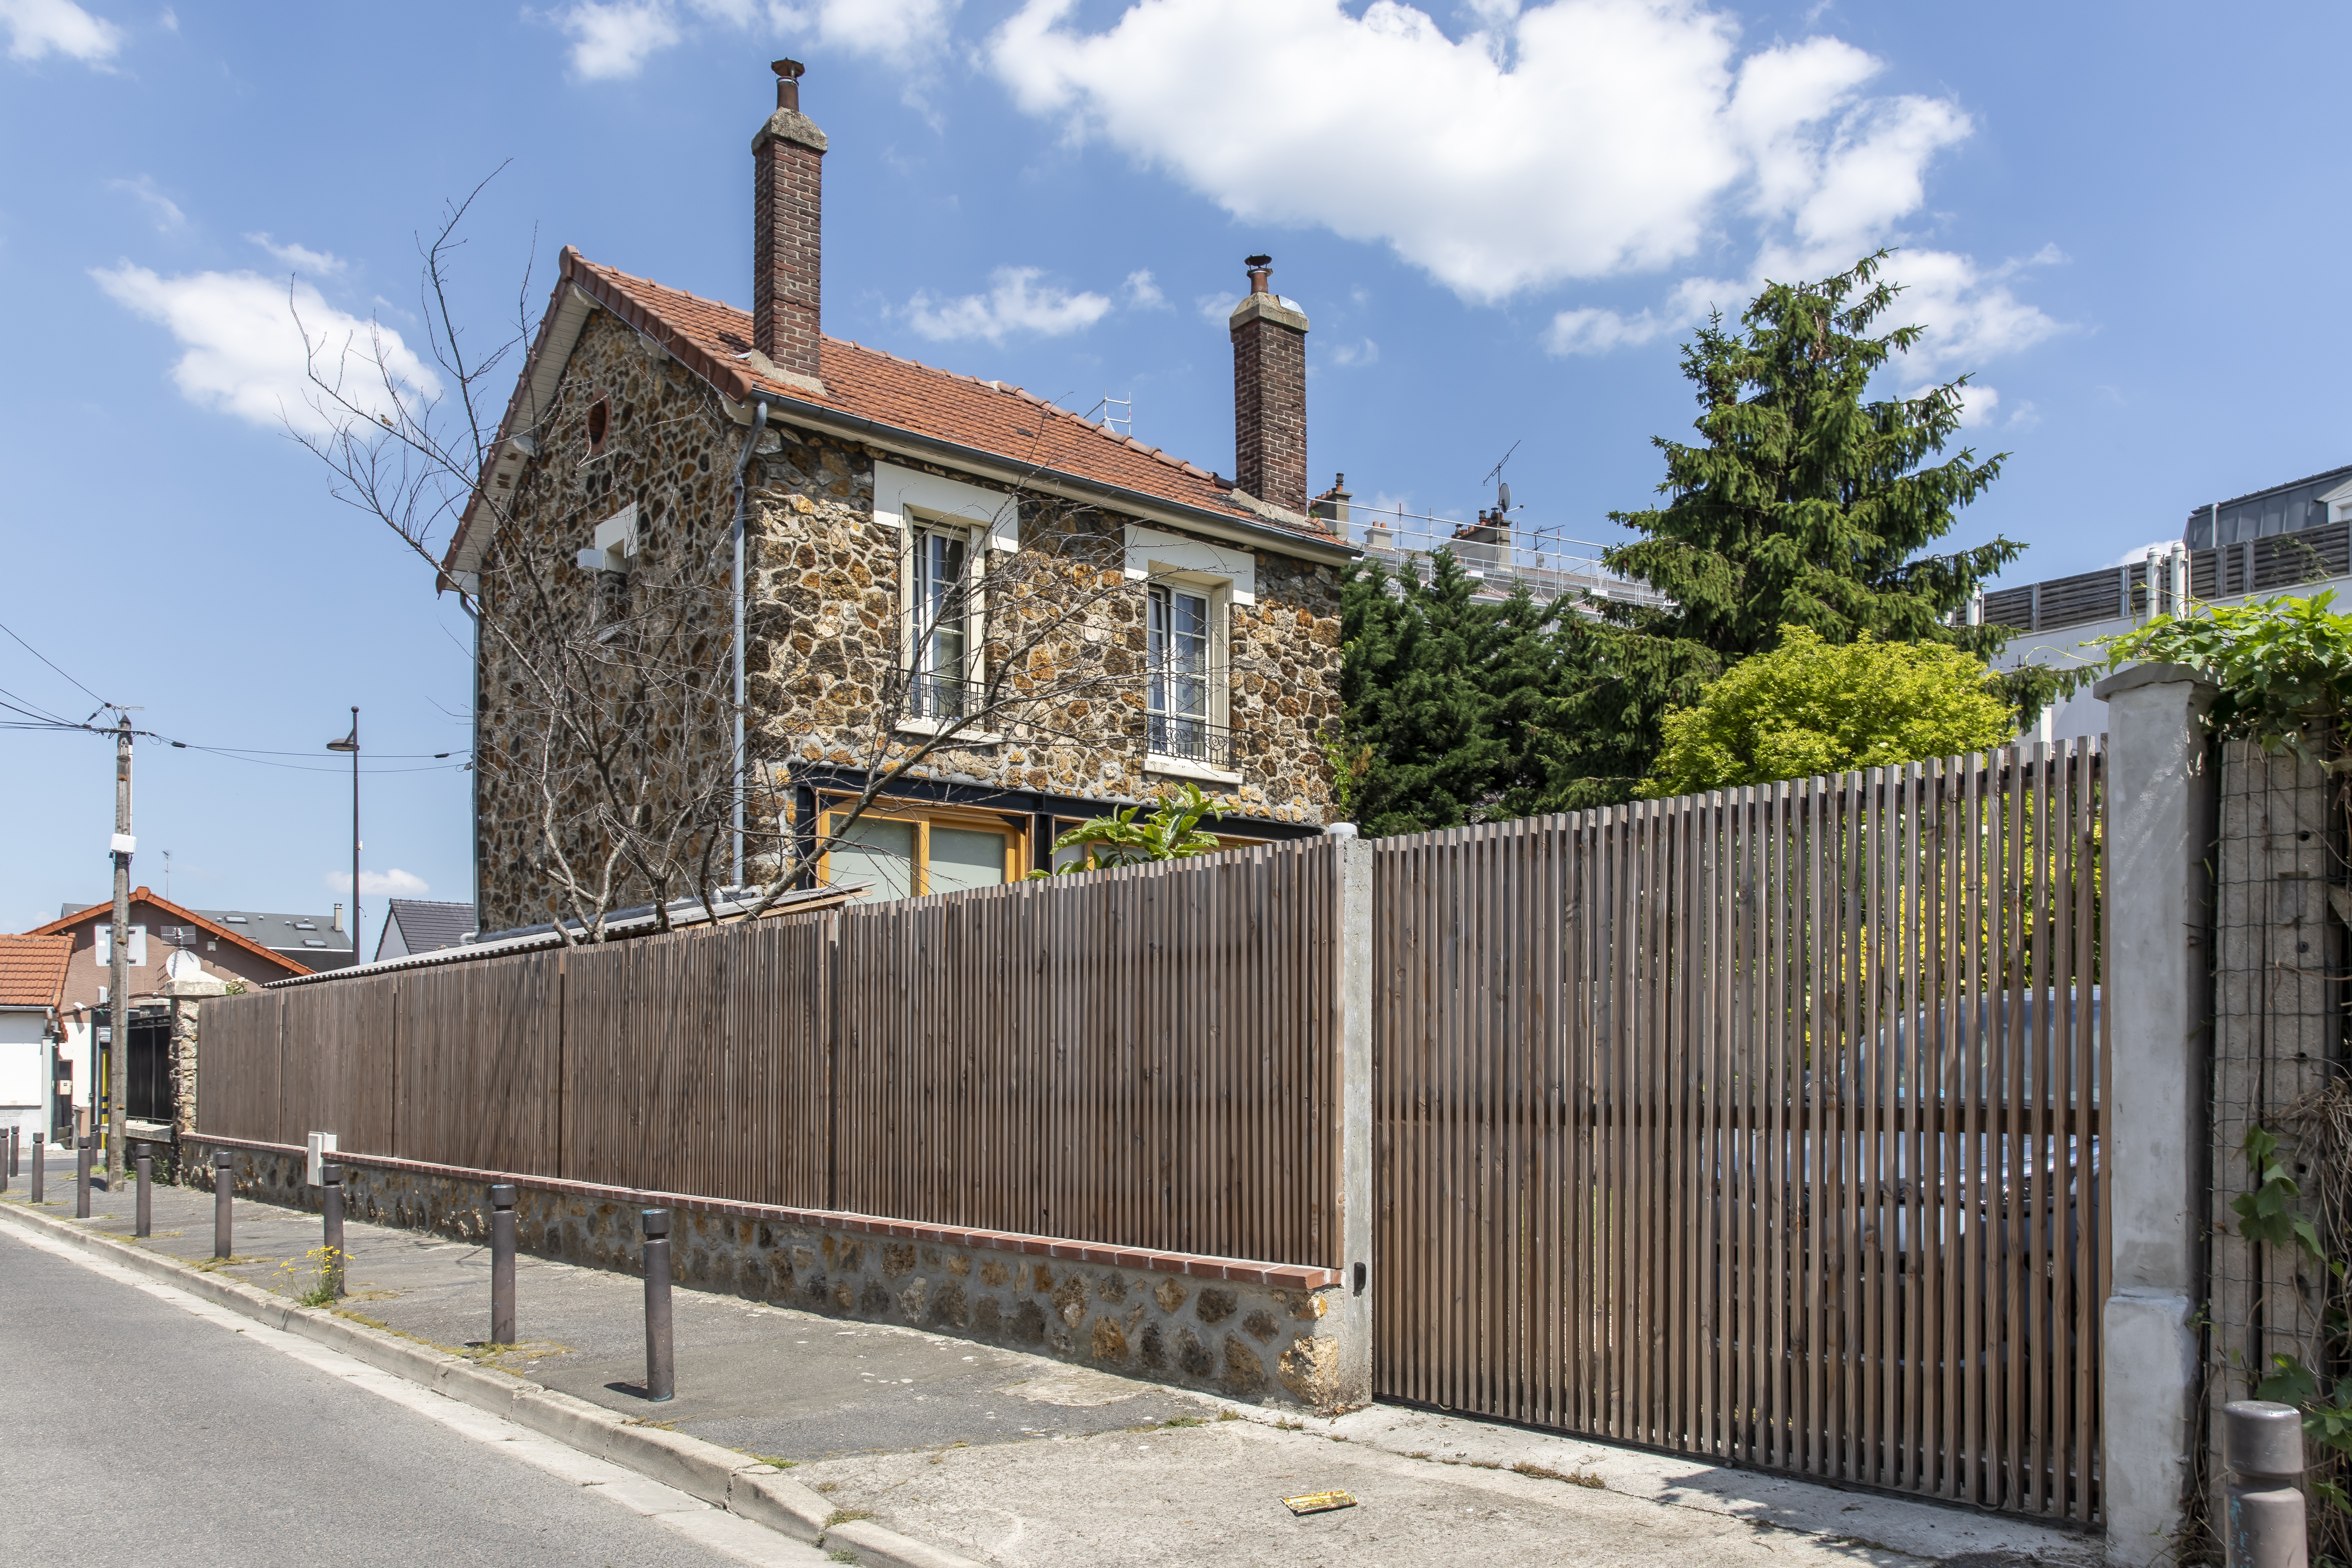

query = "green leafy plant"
(2099, 591), (2352, 761)
(2236, 1124), (2327, 1265)
(1636, 627), (2015, 797)
(1028, 783), (1222, 877)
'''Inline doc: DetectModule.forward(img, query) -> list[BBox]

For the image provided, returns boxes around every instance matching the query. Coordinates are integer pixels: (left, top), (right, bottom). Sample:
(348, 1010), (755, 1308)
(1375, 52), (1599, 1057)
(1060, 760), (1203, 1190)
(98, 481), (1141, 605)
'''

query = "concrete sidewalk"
(5, 1152), (2094, 1568)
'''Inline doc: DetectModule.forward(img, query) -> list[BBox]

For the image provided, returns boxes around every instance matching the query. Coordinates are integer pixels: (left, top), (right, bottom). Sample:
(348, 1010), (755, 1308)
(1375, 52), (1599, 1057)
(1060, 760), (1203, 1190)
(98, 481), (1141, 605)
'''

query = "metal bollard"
(8, 1125), (17, 1176)
(490, 1184), (517, 1345)
(75, 1137), (91, 1218)
(134, 1148), (152, 1237)
(642, 1209), (674, 1402)
(320, 1163), (345, 1297)
(2226, 1398), (2309, 1568)
(30, 1134), (42, 1204)
(213, 1149), (234, 1259)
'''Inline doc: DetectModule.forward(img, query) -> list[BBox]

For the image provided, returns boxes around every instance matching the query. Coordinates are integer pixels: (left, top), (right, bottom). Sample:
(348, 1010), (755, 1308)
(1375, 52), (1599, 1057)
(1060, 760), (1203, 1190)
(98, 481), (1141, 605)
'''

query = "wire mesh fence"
(2206, 737), (2351, 1555)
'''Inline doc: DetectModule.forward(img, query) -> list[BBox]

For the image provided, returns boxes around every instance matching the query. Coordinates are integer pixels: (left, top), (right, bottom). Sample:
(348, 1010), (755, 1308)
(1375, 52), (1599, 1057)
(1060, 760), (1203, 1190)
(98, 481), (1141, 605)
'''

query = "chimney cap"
(1244, 253), (1272, 268)
(772, 58), (805, 79)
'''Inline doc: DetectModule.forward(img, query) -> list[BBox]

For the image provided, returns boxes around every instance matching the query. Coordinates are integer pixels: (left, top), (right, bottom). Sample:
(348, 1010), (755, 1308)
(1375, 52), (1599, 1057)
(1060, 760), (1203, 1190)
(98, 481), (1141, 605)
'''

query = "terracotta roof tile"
(28, 889), (311, 977)
(564, 254), (1334, 542)
(0, 934), (70, 1009)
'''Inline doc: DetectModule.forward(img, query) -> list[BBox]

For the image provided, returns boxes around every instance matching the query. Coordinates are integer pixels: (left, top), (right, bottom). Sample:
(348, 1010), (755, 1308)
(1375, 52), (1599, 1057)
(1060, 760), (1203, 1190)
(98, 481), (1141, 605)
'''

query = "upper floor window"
(1148, 584), (1212, 756)
(909, 524), (972, 720)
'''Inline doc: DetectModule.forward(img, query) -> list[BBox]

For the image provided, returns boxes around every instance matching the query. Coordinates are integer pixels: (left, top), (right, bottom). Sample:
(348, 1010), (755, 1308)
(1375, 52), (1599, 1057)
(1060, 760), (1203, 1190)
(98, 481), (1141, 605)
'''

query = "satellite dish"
(1497, 481), (1512, 513)
(165, 948), (202, 982)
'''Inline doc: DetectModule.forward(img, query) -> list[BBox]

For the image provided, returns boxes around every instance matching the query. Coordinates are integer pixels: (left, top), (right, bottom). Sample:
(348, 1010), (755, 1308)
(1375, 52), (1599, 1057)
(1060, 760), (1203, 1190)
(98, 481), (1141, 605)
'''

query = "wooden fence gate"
(1372, 742), (2106, 1523)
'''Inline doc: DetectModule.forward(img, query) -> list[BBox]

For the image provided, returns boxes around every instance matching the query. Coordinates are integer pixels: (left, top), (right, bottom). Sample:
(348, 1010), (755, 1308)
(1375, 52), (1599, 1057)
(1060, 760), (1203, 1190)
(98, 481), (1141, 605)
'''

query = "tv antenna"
(1483, 441), (1521, 515)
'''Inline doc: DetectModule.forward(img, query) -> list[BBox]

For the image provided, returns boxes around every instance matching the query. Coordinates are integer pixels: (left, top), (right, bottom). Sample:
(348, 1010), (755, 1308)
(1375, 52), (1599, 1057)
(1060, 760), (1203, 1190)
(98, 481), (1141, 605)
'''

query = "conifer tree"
(1537, 251), (2063, 806)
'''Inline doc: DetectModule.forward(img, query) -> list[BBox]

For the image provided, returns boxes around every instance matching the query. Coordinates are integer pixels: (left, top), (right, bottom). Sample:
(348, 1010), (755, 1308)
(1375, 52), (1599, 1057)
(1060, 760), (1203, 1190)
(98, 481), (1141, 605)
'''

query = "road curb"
(0, 1199), (981, 1568)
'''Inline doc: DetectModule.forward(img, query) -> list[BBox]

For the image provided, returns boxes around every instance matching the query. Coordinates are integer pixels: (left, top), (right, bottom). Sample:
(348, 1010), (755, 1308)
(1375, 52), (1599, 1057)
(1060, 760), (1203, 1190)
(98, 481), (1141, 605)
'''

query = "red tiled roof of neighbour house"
(28, 889), (312, 977)
(561, 252), (1334, 539)
(0, 934), (71, 1009)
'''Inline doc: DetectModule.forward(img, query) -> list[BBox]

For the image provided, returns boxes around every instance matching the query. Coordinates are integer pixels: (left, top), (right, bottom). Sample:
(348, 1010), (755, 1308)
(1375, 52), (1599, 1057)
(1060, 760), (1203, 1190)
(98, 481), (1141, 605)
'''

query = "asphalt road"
(0, 1221), (811, 1567)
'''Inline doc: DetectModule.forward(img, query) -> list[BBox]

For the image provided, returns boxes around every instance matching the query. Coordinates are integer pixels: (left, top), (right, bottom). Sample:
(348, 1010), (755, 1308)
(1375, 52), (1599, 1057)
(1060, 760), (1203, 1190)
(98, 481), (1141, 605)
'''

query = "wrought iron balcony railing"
(905, 670), (977, 723)
(1146, 713), (1233, 769)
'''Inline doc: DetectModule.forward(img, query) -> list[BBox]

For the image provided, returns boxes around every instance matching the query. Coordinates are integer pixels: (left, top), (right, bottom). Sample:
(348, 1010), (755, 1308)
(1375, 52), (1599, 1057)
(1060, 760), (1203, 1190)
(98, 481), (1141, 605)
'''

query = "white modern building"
(1986, 464), (2352, 740)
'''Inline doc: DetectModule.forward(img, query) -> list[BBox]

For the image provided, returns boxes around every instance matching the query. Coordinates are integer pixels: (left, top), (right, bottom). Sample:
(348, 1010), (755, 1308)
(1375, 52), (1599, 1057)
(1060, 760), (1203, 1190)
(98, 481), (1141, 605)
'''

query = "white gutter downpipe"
(731, 398), (769, 888)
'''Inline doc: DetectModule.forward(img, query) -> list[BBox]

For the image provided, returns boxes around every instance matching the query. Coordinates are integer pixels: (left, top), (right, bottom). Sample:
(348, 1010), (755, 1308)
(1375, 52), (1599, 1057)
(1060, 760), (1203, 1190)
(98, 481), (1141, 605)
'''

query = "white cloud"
(1195, 292), (1238, 327)
(1123, 268), (1165, 309)
(2, 0), (123, 63)
(93, 263), (440, 433)
(1542, 305), (1669, 356)
(110, 174), (184, 233)
(246, 232), (347, 276)
(556, 0), (954, 80)
(1328, 337), (1379, 367)
(993, 0), (2070, 385)
(904, 266), (1110, 343)
(326, 868), (430, 898)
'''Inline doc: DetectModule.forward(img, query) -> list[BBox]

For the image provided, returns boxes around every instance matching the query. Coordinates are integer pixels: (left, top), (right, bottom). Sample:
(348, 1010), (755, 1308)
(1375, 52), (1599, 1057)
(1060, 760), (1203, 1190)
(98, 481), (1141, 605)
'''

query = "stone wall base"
(184, 1136), (1361, 1414)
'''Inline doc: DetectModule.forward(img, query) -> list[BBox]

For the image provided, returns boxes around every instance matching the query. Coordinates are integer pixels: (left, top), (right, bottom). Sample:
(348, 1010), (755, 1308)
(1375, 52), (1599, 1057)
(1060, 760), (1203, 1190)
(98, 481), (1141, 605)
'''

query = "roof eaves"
(713, 385), (1360, 566)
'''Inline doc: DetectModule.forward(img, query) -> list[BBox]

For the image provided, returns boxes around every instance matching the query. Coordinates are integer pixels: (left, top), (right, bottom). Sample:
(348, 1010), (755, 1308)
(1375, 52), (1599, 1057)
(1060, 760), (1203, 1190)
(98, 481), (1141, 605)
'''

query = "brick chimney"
(752, 59), (827, 390)
(1229, 254), (1309, 515)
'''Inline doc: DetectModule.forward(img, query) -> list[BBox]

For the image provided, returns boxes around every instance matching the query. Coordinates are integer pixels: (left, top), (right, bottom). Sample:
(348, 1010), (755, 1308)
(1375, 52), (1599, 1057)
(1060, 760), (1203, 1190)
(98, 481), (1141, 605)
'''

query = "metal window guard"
(1147, 714), (1233, 769)
(905, 671), (976, 722)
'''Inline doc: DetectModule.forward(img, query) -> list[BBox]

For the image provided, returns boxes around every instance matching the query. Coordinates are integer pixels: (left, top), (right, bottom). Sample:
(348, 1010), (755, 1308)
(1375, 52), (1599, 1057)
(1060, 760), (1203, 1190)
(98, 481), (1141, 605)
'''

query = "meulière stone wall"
(475, 307), (743, 934)
(475, 307), (1342, 926)
(188, 1139), (1359, 1414)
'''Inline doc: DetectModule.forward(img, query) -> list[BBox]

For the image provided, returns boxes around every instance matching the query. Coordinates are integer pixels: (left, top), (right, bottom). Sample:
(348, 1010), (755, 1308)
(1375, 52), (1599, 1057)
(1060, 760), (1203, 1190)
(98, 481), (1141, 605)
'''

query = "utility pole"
(328, 709), (359, 962)
(108, 713), (131, 1185)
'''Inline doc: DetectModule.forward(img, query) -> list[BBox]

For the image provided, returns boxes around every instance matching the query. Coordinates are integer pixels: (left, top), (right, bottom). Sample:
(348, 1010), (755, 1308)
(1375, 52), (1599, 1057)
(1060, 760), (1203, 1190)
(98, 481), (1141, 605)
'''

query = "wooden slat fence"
(833, 837), (1340, 1265)
(196, 840), (1343, 1268)
(1373, 741), (2106, 1523)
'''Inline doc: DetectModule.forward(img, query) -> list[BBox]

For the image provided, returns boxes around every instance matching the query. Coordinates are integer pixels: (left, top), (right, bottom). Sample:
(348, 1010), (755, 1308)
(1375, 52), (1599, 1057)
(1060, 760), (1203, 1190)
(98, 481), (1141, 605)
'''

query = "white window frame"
(898, 513), (1000, 742)
(95, 924), (147, 967)
(1142, 570), (1238, 785)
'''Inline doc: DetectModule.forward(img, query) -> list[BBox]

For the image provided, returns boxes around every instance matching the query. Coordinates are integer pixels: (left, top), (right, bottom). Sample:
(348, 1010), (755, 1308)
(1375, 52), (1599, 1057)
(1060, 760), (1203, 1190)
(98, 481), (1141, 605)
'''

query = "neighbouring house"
(0, 934), (70, 1145)
(192, 903), (358, 971)
(376, 898), (477, 961)
(442, 61), (1356, 934)
(1984, 462), (2352, 740)
(24, 891), (313, 1137)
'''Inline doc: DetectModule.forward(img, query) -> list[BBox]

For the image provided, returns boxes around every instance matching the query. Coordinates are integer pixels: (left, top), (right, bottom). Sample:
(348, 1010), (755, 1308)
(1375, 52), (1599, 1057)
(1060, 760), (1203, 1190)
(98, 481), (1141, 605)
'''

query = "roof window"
(223, 915), (247, 923)
(295, 921), (317, 930)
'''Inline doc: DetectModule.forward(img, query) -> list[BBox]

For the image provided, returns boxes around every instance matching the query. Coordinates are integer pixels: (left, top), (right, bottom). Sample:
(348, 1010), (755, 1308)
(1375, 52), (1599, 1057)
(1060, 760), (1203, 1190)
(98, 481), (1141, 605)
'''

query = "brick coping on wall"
(191, 1134), (1342, 1291)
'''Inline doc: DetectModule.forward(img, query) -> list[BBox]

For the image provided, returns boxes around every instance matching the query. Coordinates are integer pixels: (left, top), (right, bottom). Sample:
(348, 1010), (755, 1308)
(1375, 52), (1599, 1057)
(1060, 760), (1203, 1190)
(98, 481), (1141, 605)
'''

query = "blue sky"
(3, 0), (2347, 947)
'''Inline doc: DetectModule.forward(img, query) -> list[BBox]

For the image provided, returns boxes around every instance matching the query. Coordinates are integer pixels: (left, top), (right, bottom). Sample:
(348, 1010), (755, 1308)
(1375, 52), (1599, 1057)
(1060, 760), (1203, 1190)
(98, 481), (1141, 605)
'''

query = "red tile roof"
(0, 934), (70, 1010)
(560, 250), (1332, 541)
(28, 889), (311, 977)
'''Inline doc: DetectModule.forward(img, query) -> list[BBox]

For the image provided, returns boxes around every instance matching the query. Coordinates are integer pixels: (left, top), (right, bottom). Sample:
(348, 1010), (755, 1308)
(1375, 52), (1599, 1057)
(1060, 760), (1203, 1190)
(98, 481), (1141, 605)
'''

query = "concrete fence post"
(2094, 662), (2221, 1566)
(1332, 836), (1374, 1410)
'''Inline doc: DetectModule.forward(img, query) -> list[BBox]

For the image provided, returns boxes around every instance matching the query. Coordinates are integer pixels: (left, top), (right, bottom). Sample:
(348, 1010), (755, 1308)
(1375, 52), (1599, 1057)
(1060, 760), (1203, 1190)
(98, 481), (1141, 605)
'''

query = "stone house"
(443, 62), (1357, 934)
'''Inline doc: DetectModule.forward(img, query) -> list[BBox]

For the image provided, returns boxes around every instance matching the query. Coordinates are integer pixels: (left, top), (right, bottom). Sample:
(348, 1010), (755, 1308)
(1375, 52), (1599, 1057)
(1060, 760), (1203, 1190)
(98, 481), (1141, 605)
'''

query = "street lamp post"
(327, 709), (358, 962)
